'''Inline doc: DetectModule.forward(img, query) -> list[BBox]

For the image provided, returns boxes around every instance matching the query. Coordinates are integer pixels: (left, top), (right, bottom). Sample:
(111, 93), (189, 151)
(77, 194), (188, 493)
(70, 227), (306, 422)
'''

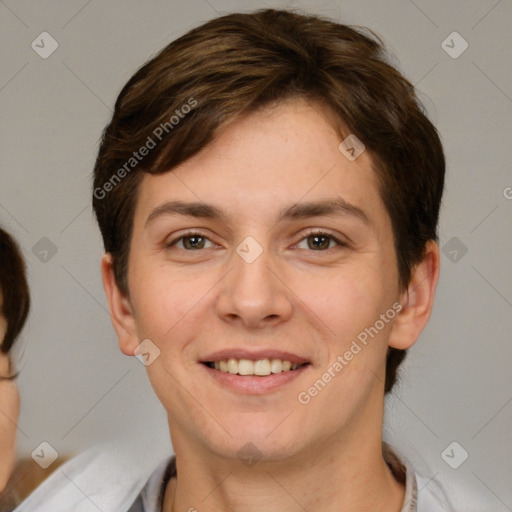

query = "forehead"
(134, 99), (386, 228)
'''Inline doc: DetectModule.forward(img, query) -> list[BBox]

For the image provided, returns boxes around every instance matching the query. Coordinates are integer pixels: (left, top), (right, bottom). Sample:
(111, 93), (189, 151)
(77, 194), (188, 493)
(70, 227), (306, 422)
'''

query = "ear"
(101, 253), (139, 356)
(388, 240), (440, 350)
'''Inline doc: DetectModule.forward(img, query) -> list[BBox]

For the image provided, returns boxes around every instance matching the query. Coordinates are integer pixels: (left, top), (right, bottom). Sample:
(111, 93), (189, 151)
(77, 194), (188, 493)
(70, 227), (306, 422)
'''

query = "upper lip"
(201, 349), (309, 365)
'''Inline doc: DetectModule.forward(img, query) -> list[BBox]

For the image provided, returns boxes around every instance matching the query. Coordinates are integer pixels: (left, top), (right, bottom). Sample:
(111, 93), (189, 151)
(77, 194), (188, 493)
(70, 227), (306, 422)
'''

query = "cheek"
(295, 264), (392, 340)
(131, 269), (204, 409)
(130, 262), (213, 344)
(0, 382), (20, 447)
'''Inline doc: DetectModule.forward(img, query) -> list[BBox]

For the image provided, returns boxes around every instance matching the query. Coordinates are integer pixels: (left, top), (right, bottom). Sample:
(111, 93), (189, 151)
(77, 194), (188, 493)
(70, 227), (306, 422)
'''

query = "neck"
(163, 432), (405, 512)
(163, 378), (404, 512)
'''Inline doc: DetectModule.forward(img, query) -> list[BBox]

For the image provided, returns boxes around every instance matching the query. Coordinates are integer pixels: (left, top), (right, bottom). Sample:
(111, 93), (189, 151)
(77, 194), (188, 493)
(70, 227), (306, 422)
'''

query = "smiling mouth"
(203, 358), (310, 376)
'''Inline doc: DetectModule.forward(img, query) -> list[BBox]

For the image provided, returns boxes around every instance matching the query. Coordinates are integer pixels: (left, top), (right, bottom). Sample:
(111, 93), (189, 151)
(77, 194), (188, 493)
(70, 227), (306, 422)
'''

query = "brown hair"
(92, 9), (445, 393)
(0, 228), (30, 379)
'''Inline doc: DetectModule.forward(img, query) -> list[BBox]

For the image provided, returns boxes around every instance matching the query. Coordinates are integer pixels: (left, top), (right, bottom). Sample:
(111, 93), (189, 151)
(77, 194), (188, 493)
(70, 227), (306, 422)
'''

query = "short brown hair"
(0, 228), (30, 378)
(92, 9), (445, 393)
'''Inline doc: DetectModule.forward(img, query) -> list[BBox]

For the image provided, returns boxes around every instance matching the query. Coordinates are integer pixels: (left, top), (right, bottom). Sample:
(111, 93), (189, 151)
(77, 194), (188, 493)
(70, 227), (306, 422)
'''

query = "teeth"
(238, 359), (254, 375)
(254, 359), (271, 376)
(227, 358), (238, 374)
(210, 358), (302, 376)
(270, 359), (283, 373)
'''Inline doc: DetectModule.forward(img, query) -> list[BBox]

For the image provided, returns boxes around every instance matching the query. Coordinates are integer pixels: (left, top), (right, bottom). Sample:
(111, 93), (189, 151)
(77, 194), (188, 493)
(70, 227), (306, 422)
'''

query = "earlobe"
(101, 254), (139, 356)
(388, 240), (440, 350)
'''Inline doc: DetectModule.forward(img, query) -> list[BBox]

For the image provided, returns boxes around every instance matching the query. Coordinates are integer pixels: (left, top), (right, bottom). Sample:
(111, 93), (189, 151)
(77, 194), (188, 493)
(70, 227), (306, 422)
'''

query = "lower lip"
(201, 363), (310, 394)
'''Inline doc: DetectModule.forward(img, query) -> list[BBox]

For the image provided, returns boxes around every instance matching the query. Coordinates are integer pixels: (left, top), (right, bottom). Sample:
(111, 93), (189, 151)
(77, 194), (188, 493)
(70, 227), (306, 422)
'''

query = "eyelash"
(166, 229), (346, 251)
(298, 229), (347, 251)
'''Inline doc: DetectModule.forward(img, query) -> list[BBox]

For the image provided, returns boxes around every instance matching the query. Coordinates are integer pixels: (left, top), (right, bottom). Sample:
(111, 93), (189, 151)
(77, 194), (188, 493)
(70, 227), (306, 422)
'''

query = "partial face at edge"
(0, 291), (20, 493)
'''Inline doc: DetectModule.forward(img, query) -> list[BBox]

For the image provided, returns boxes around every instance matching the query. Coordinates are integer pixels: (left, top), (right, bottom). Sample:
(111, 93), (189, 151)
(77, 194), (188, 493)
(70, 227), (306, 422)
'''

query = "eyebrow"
(145, 197), (371, 227)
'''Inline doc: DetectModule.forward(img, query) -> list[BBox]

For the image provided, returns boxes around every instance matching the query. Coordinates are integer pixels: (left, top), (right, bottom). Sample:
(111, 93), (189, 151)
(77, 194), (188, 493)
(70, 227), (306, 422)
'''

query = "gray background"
(1, 0), (511, 509)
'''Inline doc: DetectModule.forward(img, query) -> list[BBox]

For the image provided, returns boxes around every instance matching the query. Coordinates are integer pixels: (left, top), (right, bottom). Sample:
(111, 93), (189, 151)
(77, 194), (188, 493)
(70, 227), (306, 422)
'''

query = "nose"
(216, 245), (293, 330)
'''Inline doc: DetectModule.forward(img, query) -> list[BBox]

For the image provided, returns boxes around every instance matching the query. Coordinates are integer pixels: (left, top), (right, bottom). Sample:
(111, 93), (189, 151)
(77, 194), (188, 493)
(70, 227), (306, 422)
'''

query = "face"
(105, 98), (436, 464)
(0, 292), (20, 492)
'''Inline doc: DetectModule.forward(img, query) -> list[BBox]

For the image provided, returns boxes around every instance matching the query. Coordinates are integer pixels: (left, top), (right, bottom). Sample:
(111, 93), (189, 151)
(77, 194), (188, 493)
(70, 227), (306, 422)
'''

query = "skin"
(0, 292), (20, 494)
(103, 98), (440, 512)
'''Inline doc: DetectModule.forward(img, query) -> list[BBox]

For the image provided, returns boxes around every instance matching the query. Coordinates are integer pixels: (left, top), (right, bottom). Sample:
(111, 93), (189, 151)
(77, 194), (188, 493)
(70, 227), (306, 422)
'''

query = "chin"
(212, 438), (304, 466)
(204, 415), (310, 464)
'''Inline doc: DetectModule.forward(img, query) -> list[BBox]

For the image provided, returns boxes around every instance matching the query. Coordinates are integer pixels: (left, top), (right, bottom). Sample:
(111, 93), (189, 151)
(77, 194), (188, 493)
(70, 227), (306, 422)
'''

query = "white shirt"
(15, 444), (454, 512)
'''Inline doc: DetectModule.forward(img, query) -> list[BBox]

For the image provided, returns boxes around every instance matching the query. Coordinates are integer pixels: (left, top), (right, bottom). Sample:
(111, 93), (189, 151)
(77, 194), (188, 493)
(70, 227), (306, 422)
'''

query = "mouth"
(199, 350), (311, 394)
(202, 358), (310, 376)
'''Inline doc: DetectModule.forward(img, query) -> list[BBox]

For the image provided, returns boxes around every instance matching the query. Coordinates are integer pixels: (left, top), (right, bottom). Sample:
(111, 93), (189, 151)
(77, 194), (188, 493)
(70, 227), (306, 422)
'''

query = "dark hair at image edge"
(92, 8), (445, 394)
(0, 228), (30, 379)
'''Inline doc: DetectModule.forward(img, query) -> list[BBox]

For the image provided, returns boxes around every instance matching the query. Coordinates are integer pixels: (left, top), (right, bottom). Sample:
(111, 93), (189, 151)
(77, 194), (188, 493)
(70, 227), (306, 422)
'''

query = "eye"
(295, 231), (345, 251)
(167, 231), (216, 250)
